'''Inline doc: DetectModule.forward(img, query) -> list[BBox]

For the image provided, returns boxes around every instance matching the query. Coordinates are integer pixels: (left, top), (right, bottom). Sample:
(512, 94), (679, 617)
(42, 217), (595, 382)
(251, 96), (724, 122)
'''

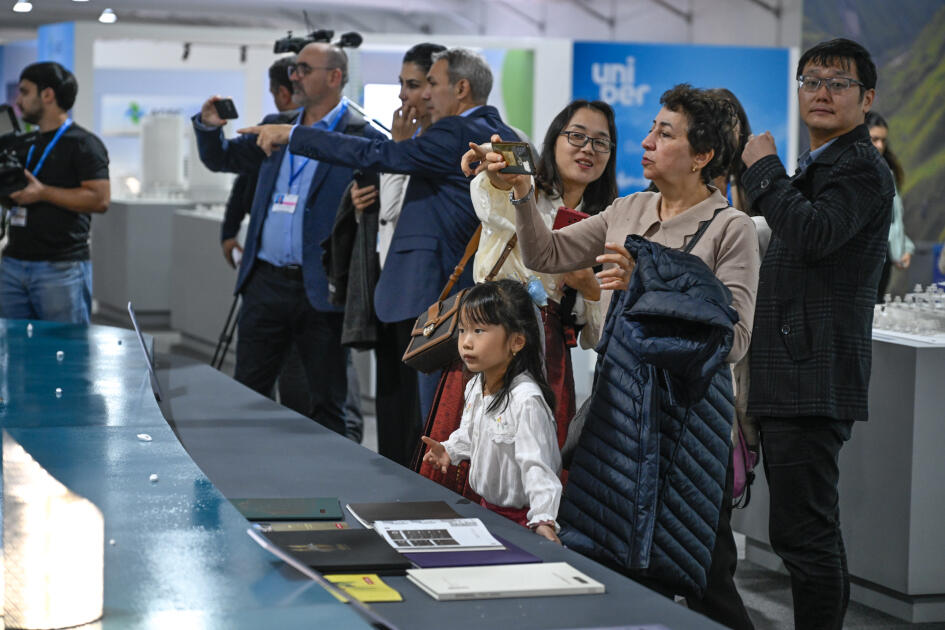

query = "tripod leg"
(212, 295), (240, 370)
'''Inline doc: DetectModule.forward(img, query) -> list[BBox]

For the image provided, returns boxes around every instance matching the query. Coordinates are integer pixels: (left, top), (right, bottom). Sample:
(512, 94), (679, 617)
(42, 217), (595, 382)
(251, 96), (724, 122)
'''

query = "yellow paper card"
(323, 573), (403, 603)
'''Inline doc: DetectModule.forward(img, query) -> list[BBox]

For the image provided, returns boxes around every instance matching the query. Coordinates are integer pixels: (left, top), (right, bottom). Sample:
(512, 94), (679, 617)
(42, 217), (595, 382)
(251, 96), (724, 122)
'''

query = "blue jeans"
(0, 257), (92, 324)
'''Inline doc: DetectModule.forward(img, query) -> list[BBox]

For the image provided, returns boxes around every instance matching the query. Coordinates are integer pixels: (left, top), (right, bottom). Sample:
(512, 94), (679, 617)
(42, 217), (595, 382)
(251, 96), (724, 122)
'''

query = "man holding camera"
(245, 47), (517, 464)
(193, 42), (383, 436)
(0, 62), (110, 324)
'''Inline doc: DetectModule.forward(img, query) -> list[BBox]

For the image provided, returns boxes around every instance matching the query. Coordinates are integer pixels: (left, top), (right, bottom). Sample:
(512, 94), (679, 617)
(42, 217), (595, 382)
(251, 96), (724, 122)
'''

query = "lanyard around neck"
(25, 118), (73, 178)
(287, 100), (349, 190)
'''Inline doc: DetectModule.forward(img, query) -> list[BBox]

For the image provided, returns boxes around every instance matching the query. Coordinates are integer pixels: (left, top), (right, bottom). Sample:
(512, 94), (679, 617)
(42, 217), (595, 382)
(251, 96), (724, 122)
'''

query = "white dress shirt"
(442, 373), (563, 530)
(377, 173), (409, 268)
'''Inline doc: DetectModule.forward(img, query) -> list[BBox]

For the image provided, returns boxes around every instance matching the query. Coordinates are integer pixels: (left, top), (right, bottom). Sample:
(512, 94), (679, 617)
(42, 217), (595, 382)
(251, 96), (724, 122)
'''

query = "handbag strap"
(437, 226), (482, 302)
(681, 206), (728, 254)
(484, 233), (518, 283)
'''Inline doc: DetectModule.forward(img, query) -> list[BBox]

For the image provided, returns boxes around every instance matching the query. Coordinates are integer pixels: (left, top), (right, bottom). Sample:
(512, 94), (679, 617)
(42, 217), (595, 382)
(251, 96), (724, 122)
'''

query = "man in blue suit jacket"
(192, 42), (384, 436)
(245, 48), (516, 465)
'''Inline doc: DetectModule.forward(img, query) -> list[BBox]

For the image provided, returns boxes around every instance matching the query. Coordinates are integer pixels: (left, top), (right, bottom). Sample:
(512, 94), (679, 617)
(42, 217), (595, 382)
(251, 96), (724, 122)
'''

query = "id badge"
(9, 206), (27, 227)
(271, 193), (299, 214)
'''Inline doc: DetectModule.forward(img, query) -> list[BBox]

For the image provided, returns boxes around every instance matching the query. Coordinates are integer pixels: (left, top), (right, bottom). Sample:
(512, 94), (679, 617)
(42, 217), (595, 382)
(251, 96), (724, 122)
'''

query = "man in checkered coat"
(739, 38), (894, 630)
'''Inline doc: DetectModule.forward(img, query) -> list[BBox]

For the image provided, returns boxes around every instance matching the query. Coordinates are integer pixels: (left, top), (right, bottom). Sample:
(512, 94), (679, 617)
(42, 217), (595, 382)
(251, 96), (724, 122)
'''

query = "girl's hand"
(350, 181), (378, 214)
(534, 524), (561, 544)
(391, 105), (419, 142)
(595, 242), (635, 292)
(562, 268), (601, 301)
(420, 436), (451, 473)
(460, 134), (529, 197)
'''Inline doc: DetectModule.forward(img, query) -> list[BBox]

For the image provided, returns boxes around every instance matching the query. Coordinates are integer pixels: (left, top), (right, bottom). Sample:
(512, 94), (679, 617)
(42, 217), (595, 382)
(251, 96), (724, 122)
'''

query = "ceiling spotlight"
(13, 0), (33, 13)
(98, 8), (117, 23)
(182, 43), (191, 61)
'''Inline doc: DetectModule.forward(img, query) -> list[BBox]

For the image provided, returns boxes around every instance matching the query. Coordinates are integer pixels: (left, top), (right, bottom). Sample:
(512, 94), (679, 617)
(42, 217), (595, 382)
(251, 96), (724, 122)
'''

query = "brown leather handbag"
(401, 228), (518, 373)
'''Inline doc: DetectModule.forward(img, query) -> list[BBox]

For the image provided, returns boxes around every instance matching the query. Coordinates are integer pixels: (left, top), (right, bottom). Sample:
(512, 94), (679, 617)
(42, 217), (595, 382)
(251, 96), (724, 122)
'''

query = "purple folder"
(403, 535), (541, 568)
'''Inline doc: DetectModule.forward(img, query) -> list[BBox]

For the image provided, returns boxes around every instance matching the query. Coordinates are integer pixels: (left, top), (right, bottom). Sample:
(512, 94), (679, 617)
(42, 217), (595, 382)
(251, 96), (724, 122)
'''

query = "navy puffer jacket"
(559, 234), (737, 598)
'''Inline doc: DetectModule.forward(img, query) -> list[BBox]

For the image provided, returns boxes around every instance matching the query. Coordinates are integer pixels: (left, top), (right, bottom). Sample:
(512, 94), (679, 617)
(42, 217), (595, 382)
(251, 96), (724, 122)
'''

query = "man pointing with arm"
(241, 48), (516, 467)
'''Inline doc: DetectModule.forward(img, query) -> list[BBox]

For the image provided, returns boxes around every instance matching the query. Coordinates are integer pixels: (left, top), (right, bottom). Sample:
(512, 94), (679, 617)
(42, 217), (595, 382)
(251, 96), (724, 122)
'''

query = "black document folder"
(265, 529), (412, 575)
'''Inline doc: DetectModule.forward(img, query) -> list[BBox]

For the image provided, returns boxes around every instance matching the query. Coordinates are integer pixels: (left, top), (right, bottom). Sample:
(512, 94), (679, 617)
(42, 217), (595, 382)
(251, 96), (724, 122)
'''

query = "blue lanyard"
(25, 118), (73, 177)
(286, 100), (349, 190)
(287, 153), (309, 190)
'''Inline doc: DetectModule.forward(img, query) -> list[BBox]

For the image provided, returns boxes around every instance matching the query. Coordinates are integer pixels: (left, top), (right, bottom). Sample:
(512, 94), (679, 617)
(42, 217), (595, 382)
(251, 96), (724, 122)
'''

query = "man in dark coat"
(741, 38), (894, 629)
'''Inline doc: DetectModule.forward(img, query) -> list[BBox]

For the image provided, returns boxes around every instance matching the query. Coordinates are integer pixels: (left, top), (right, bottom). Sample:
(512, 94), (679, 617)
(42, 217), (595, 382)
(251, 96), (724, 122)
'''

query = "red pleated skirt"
(480, 498), (530, 528)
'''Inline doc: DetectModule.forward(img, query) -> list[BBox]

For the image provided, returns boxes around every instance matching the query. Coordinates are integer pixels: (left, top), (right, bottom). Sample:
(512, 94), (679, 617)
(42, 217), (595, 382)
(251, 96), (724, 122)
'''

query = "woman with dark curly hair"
(469, 84), (759, 629)
(507, 84), (759, 362)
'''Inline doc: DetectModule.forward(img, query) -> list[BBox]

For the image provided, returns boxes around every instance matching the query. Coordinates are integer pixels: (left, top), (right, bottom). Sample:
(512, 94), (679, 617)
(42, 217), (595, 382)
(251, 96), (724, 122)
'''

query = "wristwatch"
(509, 185), (534, 206)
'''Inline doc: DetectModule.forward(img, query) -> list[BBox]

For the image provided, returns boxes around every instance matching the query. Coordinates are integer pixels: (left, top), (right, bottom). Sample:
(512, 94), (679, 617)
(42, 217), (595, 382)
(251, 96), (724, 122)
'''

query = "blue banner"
(37, 22), (75, 71)
(573, 41), (790, 196)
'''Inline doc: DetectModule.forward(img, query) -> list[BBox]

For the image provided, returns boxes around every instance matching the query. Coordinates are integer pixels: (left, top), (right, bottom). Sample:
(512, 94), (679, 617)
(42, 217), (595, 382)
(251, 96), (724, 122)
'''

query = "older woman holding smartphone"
(467, 84), (759, 629)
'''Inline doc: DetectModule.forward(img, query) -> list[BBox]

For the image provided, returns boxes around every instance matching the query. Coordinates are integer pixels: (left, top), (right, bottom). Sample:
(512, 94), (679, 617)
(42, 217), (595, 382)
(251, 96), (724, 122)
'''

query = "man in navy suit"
(192, 42), (384, 436)
(245, 48), (516, 465)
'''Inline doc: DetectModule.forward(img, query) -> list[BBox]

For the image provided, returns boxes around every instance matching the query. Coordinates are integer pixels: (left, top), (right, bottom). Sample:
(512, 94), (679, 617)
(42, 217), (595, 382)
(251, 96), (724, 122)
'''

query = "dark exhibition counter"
(0, 319), (724, 629)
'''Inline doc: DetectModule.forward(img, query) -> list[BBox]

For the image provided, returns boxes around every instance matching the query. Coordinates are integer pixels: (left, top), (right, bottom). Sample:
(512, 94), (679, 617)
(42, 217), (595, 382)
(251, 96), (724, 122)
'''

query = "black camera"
(273, 31), (310, 54)
(272, 29), (362, 54)
(0, 104), (34, 199)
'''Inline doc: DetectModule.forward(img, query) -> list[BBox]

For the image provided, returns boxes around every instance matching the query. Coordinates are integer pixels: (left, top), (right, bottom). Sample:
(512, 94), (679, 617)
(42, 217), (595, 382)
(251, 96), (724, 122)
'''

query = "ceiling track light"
(98, 8), (117, 23)
(13, 0), (33, 13)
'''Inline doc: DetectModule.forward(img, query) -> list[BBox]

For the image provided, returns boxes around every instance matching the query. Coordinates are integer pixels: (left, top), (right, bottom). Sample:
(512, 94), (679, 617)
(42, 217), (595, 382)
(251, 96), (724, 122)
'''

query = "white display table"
(169, 207), (243, 365)
(91, 198), (195, 326)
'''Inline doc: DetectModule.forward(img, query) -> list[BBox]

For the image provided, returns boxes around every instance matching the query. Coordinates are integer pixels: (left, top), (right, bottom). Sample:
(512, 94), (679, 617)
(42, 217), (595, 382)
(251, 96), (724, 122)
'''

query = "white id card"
(9, 206), (27, 227)
(271, 193), (299, 214)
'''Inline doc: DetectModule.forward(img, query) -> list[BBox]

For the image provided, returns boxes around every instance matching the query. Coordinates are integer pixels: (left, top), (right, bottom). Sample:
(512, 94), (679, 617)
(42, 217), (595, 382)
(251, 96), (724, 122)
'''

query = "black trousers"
(234, 262), (347, 435)
(631, 458), (754, 630)
(278, 347), (364, 442)
(374, 319), (421, 466)
(760, 416), (854, 630)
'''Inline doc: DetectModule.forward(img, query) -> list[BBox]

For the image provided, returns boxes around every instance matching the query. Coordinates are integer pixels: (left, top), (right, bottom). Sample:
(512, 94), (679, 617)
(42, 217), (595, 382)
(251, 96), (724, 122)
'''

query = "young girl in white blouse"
(421, 279), (563, 543)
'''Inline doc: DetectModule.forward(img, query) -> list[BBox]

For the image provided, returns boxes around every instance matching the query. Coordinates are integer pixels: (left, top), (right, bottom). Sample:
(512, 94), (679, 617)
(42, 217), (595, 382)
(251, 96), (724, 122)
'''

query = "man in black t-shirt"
(1, 61), (110, 324)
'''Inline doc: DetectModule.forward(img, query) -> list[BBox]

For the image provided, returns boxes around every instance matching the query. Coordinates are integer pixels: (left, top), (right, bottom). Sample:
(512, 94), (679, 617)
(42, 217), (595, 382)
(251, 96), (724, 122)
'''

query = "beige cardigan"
(515, 188), (760, 363)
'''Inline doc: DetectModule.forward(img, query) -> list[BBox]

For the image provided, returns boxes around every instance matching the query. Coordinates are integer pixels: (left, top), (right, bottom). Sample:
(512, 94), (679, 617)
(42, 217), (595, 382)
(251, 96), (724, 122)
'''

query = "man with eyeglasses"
(242, 47), (517, 451)
(192, 42), (385, 437)
(740, 38), (893, 629)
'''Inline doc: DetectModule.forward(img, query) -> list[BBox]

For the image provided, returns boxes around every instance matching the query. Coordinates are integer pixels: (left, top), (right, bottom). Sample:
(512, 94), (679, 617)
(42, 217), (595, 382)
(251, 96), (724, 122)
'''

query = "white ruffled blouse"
(441, 373), (563, 530)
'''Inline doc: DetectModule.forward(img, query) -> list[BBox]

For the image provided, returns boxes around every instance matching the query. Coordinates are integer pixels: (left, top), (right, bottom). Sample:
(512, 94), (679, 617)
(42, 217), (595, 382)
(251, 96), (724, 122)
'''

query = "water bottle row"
(873, 284), (945, 335)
